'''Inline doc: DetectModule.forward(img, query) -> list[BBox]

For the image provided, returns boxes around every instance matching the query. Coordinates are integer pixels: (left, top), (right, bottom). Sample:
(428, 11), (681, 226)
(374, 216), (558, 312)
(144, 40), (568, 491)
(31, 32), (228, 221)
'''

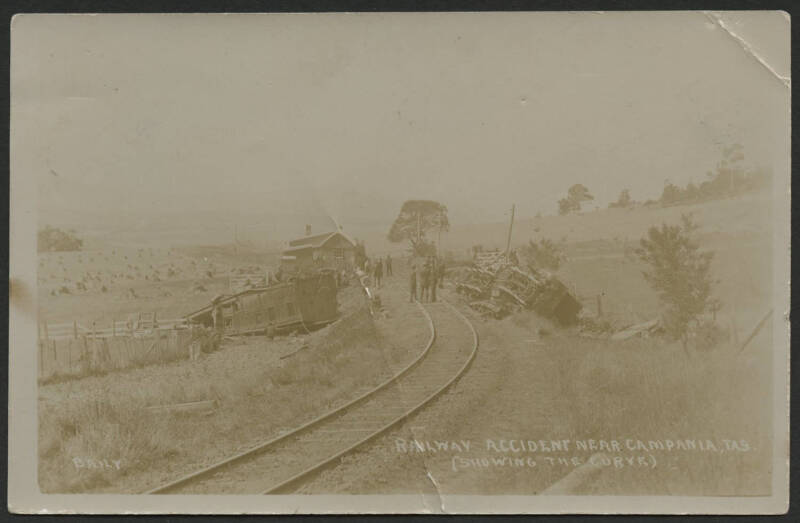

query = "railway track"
(146, 299), (478, 495)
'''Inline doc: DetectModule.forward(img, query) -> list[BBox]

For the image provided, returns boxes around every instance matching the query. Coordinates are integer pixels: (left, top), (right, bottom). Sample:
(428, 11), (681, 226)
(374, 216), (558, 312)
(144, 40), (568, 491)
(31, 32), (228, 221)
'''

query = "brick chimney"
(305, 224), (312, 236)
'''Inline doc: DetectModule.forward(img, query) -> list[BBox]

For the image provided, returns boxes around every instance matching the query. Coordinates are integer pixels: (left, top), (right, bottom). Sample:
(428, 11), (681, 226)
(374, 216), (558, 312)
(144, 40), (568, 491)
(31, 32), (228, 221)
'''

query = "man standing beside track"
(420, 258), (431, 302)
(374, 257), (384, 288)
(409, 258), (418, 302)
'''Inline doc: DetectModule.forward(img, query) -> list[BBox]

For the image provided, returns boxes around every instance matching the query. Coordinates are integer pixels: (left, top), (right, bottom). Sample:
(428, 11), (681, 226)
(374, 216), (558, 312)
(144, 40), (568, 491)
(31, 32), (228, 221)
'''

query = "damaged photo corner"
(7, 10), (790, 514)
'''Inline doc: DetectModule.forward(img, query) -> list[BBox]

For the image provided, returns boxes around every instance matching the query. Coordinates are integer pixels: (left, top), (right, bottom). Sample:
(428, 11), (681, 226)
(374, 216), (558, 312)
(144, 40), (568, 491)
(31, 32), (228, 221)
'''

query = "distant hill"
(39, 187), (772, 259)
(350, 188), (773, 258)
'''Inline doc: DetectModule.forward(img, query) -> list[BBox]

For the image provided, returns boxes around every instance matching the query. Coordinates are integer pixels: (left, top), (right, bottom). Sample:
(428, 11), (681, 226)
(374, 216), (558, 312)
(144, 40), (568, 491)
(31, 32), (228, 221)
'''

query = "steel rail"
(262, 300), (479, 494)
(145, 301), (436, 494)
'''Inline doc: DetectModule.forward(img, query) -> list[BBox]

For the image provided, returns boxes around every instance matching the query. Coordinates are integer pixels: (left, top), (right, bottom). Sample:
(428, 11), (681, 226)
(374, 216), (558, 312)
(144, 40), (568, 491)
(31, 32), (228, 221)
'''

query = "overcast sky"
(12, 11), (789, 236)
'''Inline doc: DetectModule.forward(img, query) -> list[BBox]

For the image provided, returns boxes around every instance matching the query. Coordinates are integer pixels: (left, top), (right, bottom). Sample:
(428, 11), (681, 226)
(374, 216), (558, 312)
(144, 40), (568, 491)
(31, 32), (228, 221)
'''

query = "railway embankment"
(38, 279), (429, 493)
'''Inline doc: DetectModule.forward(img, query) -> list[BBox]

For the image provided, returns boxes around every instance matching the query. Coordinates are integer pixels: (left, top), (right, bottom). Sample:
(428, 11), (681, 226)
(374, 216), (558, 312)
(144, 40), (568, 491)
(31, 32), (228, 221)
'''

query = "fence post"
(43, 320), (49, 342)
(112, 318), (116, 337)
(83, 337), (89, 372)
(596, 294), (604, 318)
(73, 320), (78, 340)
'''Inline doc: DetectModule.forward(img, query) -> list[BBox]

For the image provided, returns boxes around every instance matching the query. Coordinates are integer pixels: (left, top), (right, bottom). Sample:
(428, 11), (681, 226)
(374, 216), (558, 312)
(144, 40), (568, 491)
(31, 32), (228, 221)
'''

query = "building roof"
(283, 245), (314, 254)
(287, 230), (356, 249)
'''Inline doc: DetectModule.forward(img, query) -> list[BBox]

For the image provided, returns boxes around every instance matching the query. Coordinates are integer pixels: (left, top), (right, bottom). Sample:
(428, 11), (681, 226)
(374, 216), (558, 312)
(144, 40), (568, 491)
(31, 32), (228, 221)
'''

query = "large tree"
(387, 200), (449, 255)
(557, 184), (594, 215)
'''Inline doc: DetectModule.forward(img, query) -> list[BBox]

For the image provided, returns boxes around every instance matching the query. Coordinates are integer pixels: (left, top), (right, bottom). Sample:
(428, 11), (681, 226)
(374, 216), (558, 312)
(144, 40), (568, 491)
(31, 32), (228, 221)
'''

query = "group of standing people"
(361, 252), (446, 301)
(363, 254), (393, 288)
(409, 256), (445, 303)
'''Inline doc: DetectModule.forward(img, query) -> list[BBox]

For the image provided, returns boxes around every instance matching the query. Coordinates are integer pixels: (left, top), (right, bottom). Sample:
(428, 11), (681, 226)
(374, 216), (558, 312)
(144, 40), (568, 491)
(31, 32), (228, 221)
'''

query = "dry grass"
(38, 300), (412, 493)
(271, 310), (381, 388)
(441, 299), (774, 497)
(539, 333), (772, 495)
(39, 395), (179, 493)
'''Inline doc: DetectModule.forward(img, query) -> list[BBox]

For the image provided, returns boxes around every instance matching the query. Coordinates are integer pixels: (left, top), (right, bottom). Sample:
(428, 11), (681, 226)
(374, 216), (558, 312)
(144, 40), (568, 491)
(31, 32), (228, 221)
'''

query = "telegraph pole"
(505, 203), (515, 256)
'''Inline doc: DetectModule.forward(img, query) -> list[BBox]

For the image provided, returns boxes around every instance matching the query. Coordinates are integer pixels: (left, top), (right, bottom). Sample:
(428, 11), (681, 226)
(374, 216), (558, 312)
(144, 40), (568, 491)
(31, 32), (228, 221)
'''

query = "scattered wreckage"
(455, 253), (582, 325)
(457, 251), (666, 341)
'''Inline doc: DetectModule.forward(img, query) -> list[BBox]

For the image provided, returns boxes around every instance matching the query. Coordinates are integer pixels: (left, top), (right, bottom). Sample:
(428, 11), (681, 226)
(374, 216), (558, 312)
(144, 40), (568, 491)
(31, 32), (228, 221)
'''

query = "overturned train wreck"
(184, 270), (339, 336)
(456, 258), (582, 325)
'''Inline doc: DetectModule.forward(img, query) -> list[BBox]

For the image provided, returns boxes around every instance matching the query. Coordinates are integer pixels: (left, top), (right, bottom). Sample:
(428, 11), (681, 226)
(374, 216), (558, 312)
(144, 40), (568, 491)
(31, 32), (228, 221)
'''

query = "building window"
(268, 307), (275, 321)
(287, 303), (295, 316)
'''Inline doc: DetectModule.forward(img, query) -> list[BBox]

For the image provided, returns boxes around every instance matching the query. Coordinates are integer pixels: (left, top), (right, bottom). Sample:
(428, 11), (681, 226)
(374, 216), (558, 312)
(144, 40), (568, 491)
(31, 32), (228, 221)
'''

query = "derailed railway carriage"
(184, 271), (338, 335)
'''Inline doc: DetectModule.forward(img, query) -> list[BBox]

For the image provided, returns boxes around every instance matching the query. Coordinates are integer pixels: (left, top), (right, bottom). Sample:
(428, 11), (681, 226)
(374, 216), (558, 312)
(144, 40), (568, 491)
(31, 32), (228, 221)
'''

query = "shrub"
(636, 214), (720, 353)
(657, 145), (771, 207)
(519, 238), (566, 271)
(609, 188), (634, 209)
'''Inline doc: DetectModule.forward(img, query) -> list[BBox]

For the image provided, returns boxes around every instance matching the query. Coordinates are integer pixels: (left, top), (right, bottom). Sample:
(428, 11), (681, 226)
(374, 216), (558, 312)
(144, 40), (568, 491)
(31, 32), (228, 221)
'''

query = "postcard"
(8, 11), (790, 514)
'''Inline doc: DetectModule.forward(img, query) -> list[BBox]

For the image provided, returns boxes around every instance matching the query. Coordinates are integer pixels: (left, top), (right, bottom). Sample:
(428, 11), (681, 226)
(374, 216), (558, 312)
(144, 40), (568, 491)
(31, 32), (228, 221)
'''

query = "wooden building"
(280, 229), (357, 273)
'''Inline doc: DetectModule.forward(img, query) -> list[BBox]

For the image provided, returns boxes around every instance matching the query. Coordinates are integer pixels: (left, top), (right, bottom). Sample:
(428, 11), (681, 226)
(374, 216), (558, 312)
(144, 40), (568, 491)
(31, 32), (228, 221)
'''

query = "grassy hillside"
(440, 189), (772, 253)
(357, 190), (773, 333)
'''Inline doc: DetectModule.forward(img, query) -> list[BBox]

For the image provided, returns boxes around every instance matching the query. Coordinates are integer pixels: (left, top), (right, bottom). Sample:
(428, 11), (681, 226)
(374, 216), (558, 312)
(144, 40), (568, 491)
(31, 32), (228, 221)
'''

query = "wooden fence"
(40, 318), (187, 340)
(37, 319), (197, 382)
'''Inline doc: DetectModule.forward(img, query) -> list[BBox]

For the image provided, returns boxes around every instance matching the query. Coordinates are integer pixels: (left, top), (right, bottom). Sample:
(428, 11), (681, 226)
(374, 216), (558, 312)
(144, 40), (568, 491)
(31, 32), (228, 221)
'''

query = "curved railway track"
(146, 299), (478, 495)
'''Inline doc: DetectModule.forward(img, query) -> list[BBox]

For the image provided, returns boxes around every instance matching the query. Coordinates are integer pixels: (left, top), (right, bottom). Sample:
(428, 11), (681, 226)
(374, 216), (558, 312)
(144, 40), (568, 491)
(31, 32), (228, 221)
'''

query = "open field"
(38, 244), (279, 326)
(558, 229), (771, 332)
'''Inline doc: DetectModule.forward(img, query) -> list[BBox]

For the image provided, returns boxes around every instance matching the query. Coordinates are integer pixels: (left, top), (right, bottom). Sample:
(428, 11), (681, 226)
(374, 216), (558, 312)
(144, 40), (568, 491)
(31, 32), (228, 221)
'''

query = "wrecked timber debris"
(455, 253), (582, 325)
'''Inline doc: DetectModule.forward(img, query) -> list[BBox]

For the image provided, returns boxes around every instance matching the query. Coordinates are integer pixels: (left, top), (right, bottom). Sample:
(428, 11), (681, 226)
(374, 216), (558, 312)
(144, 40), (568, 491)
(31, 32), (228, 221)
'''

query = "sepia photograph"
(8, 11), (790, 514)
